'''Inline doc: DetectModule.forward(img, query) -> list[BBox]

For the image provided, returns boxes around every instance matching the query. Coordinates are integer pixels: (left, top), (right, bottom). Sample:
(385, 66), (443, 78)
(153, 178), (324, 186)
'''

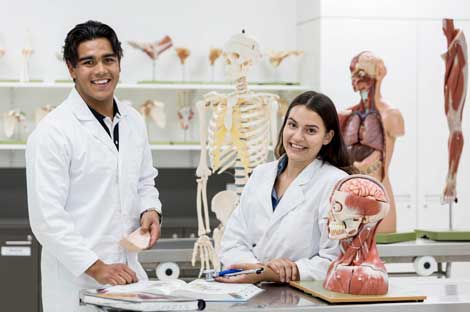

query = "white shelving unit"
(0, 82), (309, 154)
(0, 81), (310, 92)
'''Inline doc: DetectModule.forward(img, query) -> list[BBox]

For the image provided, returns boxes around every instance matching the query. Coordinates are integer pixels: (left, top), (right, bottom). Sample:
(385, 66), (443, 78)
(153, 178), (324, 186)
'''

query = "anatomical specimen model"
(192, 32), (279, 275)
(209, 48), (223, 81)
(267, 50), (304, 68)
(3, 109), (26, 139)
(20, 32), (34, 82)
(339, 51), (404, 233)
(324, 175), (389, 295)
(441, 19), (467, 206)
(35, 105), (55, 124)
(139, 100), (166, 140)
(175, 47), (190, 81)
(128, 36), (173, 80)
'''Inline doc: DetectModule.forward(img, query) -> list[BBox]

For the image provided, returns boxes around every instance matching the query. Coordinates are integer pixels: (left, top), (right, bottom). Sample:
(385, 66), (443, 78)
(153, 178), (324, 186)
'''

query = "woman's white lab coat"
(220, 158), (347, 280)
(26, 89), (162, 311)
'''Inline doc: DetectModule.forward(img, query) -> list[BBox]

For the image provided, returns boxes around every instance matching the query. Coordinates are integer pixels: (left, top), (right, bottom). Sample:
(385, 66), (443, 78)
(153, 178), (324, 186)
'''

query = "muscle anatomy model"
(324, 175), (390, 295)
(192, 32), (279, 275)
(339, 51), (404, 233)
(442, 19), (467, 205)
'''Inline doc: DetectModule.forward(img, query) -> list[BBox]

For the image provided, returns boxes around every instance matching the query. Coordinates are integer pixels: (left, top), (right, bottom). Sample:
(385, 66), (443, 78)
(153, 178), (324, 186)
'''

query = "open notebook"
(84, 279), (264, 303)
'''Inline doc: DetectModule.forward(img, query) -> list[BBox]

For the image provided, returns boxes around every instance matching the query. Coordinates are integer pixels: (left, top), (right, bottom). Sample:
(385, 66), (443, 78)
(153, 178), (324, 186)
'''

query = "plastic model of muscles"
(192, 32), (279, 275)
(442, 19), (467, 204)
(339, 51), (404, 233)
(324, 175), (390, 295)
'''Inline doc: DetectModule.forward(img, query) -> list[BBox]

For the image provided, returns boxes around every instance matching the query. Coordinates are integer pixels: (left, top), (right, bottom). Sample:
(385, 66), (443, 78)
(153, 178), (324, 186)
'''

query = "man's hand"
(140, 209), (160, 248)
(266, 258), (299, 283)
(215, 263), (280, 284)
(86, 260), (137, 285)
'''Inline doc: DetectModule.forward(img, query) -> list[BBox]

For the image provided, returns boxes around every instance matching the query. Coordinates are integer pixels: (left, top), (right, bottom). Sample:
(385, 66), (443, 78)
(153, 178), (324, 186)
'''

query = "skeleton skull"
(328, 175), (389, 240)
(223, 32), (262, 81)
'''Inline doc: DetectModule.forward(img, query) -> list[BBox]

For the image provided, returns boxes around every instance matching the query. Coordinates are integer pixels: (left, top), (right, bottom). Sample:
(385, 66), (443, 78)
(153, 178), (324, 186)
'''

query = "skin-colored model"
(192, 32), (279, 275)
(442, 19), (467, 205)
(324, 175), (389, 295)
(128, 36), (173, 80)
(339, 52), (404, 233)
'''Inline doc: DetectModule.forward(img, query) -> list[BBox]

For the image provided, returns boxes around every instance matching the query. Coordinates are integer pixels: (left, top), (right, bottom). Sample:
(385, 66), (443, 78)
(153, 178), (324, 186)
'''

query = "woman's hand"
(215, 263), (279, 284)
(266, 258), (299, 283)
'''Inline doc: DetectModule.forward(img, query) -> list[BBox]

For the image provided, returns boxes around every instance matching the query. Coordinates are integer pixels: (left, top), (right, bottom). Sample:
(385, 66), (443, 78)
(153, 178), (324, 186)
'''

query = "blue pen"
(217, 267), (264, 277)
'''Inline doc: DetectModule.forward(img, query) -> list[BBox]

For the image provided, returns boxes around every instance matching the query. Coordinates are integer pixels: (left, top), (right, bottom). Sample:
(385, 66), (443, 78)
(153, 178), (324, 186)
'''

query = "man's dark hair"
(63, 20), (123, 67)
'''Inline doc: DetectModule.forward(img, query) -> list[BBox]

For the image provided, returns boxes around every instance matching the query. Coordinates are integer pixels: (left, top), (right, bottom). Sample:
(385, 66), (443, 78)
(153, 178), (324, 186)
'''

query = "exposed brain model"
(339, 51), (404, 233)
(441, 19), (467, 205)
(324, 175), (390, 295)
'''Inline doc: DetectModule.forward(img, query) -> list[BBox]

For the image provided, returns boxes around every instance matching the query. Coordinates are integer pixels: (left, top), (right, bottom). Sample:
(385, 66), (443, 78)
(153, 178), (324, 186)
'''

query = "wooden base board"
(289, 280), (426, 304)
(415, 229), (470, 241)
(376, 231), (416, 244)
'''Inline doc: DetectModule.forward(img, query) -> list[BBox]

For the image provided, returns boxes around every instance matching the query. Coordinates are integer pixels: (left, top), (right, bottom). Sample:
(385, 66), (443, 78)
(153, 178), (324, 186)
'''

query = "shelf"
(0, 81), (310, 91)
(0, 143), (201, 151)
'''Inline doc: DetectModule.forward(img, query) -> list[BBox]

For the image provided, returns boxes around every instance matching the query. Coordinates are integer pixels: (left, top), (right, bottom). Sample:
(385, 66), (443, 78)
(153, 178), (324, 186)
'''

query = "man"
(26, 21), (162, 311)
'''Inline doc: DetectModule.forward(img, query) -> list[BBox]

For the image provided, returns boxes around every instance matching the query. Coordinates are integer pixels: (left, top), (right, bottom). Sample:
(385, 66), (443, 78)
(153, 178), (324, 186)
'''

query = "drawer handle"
(5, 241), (31, 245)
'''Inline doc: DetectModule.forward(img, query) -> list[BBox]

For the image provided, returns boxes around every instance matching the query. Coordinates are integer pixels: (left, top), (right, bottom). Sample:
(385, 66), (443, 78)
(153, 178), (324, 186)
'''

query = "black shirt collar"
(87, 100), (120, 120)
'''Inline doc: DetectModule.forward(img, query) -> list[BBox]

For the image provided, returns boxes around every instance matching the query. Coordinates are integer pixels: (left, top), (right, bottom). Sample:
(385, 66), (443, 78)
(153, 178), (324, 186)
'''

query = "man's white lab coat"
(220, 158), (347, 280)
(26, 89), (162, 311)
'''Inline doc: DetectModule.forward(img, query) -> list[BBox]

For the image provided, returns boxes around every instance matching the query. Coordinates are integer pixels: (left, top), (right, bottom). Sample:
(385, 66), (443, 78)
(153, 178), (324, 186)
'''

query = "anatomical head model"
(441, 19), (467, 206)
(324, 175), (389, 295)
(192, 31), (279, 275)
(339, 51), (404, 233)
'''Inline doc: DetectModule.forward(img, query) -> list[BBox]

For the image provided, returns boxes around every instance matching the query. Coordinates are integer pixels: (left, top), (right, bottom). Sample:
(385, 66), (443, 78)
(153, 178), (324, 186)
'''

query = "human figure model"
(324, 175), (390, 295)
(192, 31), (279, 275)
(442, 19), (467, 205)
(339, 51), (404, 233)
(128, 36), (173, 80)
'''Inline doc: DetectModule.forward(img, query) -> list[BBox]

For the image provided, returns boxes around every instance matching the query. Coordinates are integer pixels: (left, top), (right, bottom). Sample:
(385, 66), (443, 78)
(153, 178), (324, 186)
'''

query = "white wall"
(297, 0), (470, 276)
(0, 0), (299, 167)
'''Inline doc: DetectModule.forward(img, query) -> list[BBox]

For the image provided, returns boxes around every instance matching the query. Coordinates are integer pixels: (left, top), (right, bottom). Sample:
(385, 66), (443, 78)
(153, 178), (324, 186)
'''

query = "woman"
(217, 91), (354, 284)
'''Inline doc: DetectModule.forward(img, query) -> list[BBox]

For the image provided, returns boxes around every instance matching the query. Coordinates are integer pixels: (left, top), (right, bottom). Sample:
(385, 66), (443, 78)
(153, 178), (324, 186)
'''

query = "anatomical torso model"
(442, 19), (467, 205)
(324, 175), (390, 295)
(192, 32), (279, 275)
(339, 52), (404, 233)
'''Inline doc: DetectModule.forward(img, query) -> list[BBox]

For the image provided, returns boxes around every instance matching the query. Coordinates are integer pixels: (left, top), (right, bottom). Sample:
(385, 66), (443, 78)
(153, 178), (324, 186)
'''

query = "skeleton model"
(139, 100), (167, 132)
(192, 32), (279, 275)
(324, 175), (390, 295)
(3, 109), (26, 139)
(339, 51), (404, 233)
(441, 19), (467, 207)
(128, 36), (173, 81)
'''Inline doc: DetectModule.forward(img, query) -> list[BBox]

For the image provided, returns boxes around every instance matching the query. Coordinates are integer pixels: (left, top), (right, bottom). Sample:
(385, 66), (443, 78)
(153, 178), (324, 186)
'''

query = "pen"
(217, 267), (264, 277)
